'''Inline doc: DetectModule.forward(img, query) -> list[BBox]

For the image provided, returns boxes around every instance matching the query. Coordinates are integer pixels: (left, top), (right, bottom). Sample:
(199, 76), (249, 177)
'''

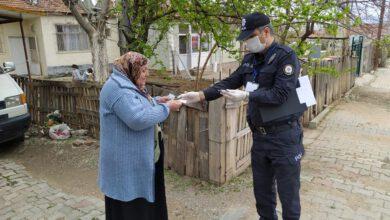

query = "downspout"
(19, 18), (32, 81)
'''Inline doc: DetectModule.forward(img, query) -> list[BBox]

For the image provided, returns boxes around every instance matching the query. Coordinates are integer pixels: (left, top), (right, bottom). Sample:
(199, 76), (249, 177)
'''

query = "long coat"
(98, 68), (169, 202)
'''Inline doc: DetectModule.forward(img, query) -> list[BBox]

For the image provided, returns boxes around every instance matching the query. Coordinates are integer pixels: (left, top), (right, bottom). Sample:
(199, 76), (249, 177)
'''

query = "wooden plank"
(185, 141), (195, 177)
(175, 106), (187, 175)
(225, 100), (239, 182)
(235, 127), (251, 139)
(208, 98), (226, 184)
(166, 112), (177, 169)
(187, 109), (194, 142)
(198, 112), (209, 180)
(236, 153), (251, 175)
(193, 110), (200, 177)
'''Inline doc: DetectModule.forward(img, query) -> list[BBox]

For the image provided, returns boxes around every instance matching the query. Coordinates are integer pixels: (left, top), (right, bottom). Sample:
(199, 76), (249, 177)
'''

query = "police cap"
(237, 12), (270, 41)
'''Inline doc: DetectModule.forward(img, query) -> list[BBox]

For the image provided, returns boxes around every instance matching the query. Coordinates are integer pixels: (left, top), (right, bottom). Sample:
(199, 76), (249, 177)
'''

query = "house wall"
(147, 24), (238, 74)
(361, 38), (374, 73)
(147, 25), (173, 70)
(0, 15), (120, 76)
(0, 18), (41, 75)
(39, 16), (120, 76)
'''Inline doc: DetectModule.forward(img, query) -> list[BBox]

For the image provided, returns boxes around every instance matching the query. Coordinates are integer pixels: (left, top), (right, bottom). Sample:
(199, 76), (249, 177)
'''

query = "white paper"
(167, 93), (175, 100)
(297, 75), (316, 107)
(245, 82), (259, 92)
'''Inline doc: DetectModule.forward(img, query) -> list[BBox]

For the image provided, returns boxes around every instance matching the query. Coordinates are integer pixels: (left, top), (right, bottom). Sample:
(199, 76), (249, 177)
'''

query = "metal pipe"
(19, 19), (31, 81)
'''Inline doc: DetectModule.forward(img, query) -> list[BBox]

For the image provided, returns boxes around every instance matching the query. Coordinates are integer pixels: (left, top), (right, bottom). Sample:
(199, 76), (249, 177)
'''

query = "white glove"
(177, 92), (201, 104)
(220, 89), (249, 102)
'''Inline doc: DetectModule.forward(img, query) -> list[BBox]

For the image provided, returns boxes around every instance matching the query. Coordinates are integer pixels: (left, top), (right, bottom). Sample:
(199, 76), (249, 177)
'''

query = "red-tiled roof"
(350, 23), (390, 39)
(0, 0), (71, 15)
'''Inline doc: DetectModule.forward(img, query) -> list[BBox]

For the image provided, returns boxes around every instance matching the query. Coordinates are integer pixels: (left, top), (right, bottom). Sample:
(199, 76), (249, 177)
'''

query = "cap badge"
(242, 18), (246, 30)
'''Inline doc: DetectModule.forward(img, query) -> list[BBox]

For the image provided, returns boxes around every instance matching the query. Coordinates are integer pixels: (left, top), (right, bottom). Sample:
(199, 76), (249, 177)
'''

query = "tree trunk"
(374, 0), (386, 70)
(196, 43), (218, 90)
(90, 33), (109, 82)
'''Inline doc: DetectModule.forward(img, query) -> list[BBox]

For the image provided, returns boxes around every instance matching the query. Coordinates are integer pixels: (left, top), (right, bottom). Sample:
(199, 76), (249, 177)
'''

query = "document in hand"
(296, 75), (316, 107)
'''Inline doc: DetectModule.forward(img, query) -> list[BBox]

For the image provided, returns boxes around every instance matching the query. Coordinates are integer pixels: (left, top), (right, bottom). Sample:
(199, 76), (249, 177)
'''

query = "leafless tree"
(62, 0), (111, 82)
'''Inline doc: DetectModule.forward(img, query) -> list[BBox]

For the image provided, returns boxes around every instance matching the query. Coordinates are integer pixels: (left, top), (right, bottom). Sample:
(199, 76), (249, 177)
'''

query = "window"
(191, 35), (199, 52)
(179, 24), (189, 54)
(178, 24), (212, 54)
(179, 35), (188, 54)
(200, 34), (210, 52)
(56, 25), (89, 52)
(28, 37), (39, 62)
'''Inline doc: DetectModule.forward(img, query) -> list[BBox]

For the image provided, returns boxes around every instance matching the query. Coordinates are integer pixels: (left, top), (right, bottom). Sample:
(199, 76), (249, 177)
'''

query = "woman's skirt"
(105, 132), (168, 220)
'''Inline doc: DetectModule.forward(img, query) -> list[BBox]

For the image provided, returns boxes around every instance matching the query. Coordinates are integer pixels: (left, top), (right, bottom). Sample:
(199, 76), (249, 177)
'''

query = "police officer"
(179, 12), (304, 220)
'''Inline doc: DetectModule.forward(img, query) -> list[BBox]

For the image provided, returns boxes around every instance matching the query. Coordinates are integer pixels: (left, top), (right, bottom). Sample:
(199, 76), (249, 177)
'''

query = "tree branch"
(62, 0), (95, 35)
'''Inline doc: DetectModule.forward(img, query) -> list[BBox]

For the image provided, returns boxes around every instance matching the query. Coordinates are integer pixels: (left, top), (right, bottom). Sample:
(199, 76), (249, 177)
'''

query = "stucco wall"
(147, 25), (173, 70)
(0, 16), (120, 76)
(147, 24), (239, 72)
(40, 16), (120, 75)
(0, 18), (39, 69)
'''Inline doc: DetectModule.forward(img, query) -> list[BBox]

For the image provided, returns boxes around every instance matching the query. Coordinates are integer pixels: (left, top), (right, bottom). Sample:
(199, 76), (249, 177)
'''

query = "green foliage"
(117, 0), (351, 75)
(304, 58), (356, 77)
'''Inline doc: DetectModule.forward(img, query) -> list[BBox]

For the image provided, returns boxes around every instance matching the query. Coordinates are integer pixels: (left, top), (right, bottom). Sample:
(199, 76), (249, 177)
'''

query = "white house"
(149, 23), (240, 77)
(0, 0), (238, 78)
(0, 0), (120, 76)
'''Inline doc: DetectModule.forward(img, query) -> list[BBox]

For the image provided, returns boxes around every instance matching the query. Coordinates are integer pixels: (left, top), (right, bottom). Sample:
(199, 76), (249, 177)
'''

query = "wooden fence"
(12, 55), (357, 184)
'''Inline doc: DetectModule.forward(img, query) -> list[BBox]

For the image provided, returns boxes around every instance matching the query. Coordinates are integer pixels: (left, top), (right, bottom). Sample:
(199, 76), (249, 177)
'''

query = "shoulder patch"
(283, 64), (294, 76)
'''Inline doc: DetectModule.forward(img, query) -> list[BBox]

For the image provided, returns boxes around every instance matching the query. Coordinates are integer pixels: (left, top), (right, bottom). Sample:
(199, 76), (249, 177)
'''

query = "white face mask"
(245, 36), (265, 53)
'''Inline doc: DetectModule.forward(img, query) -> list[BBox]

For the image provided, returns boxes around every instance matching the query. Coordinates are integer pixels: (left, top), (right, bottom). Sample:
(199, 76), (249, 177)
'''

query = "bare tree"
(62, 0), (111, 82)
(374, 0), (386, 69)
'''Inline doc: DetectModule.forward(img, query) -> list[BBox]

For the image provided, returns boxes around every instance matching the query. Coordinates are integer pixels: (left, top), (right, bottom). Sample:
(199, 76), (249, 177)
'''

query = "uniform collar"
(265, 40), (277, 56)
(253, 41), (278, 66)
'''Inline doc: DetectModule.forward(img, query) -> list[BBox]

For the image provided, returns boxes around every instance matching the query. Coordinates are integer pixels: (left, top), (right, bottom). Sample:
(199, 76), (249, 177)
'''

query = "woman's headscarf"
(113, 52), (148, 84)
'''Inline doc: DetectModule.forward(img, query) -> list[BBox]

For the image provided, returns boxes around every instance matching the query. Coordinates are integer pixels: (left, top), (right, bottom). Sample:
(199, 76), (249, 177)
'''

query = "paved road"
(298, 66), (390, 219)
(0, 160), (104, 219)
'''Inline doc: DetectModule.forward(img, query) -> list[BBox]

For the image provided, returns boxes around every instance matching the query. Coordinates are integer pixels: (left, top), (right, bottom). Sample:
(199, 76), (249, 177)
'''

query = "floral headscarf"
(114, 51), (148, 84)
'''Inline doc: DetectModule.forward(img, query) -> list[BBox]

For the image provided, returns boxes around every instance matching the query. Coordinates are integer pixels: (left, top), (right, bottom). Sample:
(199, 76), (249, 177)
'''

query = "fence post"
(208, 98), (226, 184)
(224, 99), (241, 182)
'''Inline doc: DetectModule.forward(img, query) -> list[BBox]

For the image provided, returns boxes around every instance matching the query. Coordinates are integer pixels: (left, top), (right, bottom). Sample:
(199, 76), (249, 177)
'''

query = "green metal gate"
(351, 35), (363, 76)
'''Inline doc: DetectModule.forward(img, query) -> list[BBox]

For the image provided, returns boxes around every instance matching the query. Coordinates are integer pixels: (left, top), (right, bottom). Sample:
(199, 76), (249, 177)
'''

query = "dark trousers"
(251, 123), (304, 220)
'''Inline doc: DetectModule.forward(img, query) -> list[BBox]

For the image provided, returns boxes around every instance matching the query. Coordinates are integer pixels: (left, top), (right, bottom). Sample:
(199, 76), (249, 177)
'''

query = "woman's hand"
(156, 96), (171, 104)
(167, 100), (182, 112)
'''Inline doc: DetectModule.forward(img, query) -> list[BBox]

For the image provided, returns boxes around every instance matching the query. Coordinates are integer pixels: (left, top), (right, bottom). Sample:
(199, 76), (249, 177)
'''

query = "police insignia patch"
(268, 53), (276, 64)
(283, 65), (294, 75)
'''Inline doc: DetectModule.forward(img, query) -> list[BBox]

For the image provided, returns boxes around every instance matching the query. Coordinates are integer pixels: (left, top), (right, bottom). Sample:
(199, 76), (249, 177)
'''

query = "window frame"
(178, 24), (211, 54)
(55, 24), (90, 53)
(0, 32), (5, 54)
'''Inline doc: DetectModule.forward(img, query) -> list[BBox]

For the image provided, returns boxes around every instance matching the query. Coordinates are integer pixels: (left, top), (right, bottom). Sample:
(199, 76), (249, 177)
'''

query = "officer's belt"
(252, 120), (298, 135)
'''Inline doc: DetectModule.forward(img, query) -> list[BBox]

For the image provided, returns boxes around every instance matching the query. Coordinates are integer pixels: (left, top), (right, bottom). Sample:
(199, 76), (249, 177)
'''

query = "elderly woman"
(99, 52), (182, 219)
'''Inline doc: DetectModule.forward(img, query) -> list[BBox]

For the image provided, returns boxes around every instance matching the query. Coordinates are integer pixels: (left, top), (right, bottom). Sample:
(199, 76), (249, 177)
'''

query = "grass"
(164, 167), (253, 195)
(2, 174), (18, 186)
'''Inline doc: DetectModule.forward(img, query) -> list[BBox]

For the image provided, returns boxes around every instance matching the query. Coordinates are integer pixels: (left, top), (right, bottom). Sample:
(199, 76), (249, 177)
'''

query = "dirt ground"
(0, 126), (257, 219)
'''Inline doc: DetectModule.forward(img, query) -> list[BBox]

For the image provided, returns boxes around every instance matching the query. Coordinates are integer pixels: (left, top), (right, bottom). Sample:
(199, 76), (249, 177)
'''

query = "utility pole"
(374, 0), (386, 70)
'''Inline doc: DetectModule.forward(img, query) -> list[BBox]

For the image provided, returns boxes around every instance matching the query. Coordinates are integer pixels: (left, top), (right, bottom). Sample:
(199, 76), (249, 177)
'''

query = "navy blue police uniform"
(202, 12), (304, 220)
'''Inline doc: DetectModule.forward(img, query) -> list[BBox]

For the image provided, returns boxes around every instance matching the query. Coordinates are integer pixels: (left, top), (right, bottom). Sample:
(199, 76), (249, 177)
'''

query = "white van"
(0, 62), (30, 143)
